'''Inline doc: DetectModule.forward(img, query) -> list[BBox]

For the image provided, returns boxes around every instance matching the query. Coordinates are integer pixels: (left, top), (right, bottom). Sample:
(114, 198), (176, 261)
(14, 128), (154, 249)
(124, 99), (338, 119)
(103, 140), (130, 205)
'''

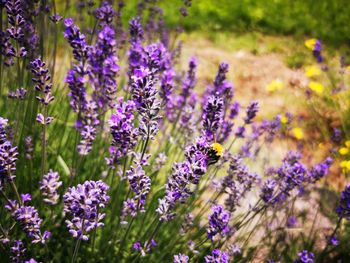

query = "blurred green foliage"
(121, 0), (350, 46)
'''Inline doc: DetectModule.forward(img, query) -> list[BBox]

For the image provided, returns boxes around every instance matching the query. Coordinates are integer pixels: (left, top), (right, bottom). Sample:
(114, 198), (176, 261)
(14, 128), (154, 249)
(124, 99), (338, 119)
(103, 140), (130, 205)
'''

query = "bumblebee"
(208, 142), (224, 165)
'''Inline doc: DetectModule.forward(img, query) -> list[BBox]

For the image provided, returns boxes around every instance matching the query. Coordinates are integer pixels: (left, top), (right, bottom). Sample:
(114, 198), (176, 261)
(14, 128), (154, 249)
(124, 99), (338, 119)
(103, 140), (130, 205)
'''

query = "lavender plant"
(0, 1), (347, 263)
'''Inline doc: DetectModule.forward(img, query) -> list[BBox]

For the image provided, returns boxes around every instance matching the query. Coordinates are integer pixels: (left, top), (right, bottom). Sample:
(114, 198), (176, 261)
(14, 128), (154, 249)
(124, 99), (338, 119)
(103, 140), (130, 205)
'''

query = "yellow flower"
(292, 127), (304, 140)
(266, 79), (283, 92)
(340, 160), (347, 168)
(308, 81), (324, 94)
(305, 65), (321, 78)
(345, 140), (350, 148)
(280, 115), (288, 125)
(305, 38), (317, 50)
(211, 143), (224, 157)
(341, 160), (350, 171)
(346, 65), (350, 71)
(339, 147), (349, 155)
(318, 143), (325, 149)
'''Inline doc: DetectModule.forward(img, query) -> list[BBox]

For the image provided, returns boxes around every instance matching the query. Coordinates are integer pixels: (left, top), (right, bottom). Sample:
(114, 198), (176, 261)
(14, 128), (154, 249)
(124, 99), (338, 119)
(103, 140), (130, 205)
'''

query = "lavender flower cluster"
(0, 1), (348, 262)
(63, 180), (109, 241)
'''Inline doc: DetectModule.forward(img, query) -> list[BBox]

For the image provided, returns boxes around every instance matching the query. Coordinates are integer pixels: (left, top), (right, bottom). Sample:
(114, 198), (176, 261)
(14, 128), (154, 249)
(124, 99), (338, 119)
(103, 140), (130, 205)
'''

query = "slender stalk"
(317, 217), (342, 262)
(71, 220), (85, 263)
(71, 238), (82, 263)
(117, 215), (135, 258)
(40, 107), (48, 177)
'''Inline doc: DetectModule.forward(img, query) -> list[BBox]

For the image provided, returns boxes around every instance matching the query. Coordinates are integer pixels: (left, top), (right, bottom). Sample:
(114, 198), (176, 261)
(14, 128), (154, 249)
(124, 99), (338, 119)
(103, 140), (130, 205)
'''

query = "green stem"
(41, 107), (48, 177)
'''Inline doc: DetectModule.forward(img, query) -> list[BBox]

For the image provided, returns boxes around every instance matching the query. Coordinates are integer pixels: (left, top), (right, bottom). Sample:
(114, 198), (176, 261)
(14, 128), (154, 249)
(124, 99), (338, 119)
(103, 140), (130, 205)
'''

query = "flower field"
(0, 1), (350, 262)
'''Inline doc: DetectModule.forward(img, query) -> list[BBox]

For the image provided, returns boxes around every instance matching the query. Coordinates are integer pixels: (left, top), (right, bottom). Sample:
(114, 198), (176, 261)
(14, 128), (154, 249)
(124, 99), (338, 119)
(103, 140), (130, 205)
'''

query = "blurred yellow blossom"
(308, 81), (324, 94)
(339, 147), (349, 155)
(266, 79), (283, 92)
(340, 161), (347, 168)
(318, 143), (325, 149)
(340, 160), (350, 171)
(305, 38), (317, 50)
(280, 115), (288, 124)
(305, 65), (321, 78)
(347, 65), (350, 71)
(292, 127), (304, 140)
(345, 140), (350, 147)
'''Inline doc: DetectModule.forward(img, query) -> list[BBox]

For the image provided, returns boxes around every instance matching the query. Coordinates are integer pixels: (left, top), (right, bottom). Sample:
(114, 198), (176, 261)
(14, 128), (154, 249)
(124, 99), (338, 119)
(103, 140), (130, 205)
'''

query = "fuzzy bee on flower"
(208, 142), (224, 165)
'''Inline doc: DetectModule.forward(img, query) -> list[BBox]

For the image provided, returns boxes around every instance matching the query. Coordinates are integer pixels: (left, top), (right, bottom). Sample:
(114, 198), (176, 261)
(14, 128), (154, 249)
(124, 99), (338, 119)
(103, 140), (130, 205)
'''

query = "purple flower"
(5, 194), (50, 244)
(39, 170), (62, 205)
(287, 216), (297, 228)
(312, 40), (324, 63)
(30, 58), (53, 100)
(235, 126), (245, 138)
(207, 205), (230, 240)
(164, 161), (193, 205)
(126, 165), (151, 213)
(76, 100), (100, 155)
(49, 13), (63, 23)
(132, 239), (157, 257)
(8, 87), (26, 100)
(331, 128), (341, 143)
(63, 180), (110, 241)
(10, 240), (26, 263)
(158, 137), (213, 221)
(0, 119), (18, 186)
(222, 156), (259, 212)
(261, 152), (308, 205)
(203, 62), (234, 106)
(336, 184), (350, 220)
(244, 101), (259, 124)
(88, 24), (119, 110)
(65, 70), (88, 113)
(174, 253), (189, 263)
(228, 243), (241, 256)
(63, 18), (89, 62)
(128, 17), (144, 76)
(202, 96), (224, 141)
(260, 178), (277, 203)
(328, 235), (339, 246)
(205, 249), (229, 263)
(131, 73), (161, 141)
(294, 250), (314, 263)
(133, 241), (142, 251)
(121, 199), (138, 222)
(229, 102), (240, 119)
(179, 57), (197, 106)
(308, 157), (332, 183)
(107, 98), (137, 167)
(94, 2), (116, 25)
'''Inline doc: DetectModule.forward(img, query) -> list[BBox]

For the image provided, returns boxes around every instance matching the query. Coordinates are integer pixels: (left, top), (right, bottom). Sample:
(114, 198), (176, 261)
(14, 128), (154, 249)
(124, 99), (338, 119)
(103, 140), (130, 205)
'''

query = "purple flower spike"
(0, 117), (18, 187)
(202, 96), (224, 141)
(336, 184), (350, 220)
(174, 253), (189, 263)
(39, 170), (62, 205)
(205, 249), (230, 263)
(88, 24), (120, 111)
(207, 205), (230, 240)
(10, 240), (26, 263)
(94, 2), (116, 25)
(294, 250), (314, 263)
(244, 101), (259, 124)
(107, 97), (137, 167)
(5, 195), (50, 244)
(63, 180), (110, 241)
